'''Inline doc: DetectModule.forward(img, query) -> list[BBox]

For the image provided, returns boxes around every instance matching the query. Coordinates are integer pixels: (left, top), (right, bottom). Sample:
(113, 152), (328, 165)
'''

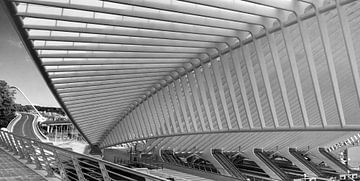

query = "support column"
(53, 149), (68, 181)
(72, 156), (86, 181)
(199, 148), (232, 176)
(60, 125), (63, 141)
(99, 162), (111, 181)
(53, 126), (55, 142)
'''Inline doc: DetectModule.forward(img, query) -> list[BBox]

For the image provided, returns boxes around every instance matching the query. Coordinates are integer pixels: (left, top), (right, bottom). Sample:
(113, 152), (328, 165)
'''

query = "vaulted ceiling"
(2, 0), (360, 151)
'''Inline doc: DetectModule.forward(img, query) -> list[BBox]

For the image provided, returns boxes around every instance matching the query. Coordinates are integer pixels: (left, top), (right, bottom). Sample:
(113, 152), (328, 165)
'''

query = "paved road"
(12, 113), (38, 140)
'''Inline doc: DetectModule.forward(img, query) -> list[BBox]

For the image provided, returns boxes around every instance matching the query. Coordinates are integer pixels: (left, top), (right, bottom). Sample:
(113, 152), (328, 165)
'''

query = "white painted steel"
(4, 0), (360, 152)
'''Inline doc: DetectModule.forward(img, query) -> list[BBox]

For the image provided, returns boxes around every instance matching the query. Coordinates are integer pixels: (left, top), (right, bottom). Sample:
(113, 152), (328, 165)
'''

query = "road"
(12, 113), (38, 140)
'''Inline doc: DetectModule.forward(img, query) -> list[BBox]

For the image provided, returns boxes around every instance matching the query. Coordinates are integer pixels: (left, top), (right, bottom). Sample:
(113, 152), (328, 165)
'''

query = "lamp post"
(10, 86), (45, 122)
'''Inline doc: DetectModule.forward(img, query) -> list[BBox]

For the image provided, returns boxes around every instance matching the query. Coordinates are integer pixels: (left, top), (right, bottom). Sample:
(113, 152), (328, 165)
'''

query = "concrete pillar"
(54, 125), (57, 142)
(60, 125), (63, 141)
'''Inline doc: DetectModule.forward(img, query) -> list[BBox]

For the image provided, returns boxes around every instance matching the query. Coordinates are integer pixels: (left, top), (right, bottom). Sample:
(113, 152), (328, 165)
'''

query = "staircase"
(318, 148), (351, 173)
(254, 149), (291, 180)
(289, 148), (324, 177)
(160, 150), (219, 174)
(236, 159), (270, 178)
(212, 150), (247, 180)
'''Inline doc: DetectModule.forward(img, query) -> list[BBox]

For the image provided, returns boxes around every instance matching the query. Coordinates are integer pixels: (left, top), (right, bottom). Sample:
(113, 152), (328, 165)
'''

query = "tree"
(0, 80), (16, 128)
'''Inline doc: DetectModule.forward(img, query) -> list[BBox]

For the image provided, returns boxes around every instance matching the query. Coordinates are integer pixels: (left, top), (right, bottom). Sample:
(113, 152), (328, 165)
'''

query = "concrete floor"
(0, 148), (47, 181)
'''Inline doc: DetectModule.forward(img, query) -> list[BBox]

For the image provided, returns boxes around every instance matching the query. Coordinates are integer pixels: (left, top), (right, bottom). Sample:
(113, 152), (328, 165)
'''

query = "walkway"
(0, 148), (46, 181)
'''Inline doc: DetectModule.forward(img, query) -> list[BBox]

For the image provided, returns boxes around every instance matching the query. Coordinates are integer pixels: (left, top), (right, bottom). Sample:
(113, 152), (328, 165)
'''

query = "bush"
(0, 80), (16, 128)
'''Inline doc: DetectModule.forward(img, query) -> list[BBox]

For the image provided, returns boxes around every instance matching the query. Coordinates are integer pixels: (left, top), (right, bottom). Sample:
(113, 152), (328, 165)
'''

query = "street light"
(10, 86), (46, 122)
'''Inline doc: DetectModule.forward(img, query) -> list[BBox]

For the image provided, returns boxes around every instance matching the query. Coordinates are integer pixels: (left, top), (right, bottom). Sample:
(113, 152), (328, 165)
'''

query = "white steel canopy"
(2, 0), (360, 151)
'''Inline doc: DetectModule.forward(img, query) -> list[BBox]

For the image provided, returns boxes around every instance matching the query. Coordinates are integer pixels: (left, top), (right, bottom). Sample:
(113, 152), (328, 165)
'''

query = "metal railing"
(0, 130), (167, 181)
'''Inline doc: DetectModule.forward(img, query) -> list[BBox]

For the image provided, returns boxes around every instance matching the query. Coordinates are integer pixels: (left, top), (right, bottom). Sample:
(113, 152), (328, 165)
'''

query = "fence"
(0, 130), (167, 181)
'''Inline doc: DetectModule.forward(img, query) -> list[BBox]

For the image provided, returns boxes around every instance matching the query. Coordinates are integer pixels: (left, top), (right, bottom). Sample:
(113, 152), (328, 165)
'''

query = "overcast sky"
(0, 6), (60, 107)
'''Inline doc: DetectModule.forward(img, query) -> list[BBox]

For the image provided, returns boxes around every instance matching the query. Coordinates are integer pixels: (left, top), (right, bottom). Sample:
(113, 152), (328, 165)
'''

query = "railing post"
(28, 140), (42, 170)
(99, 162), (111, 181)
(3, 132), (13, 152)
(13, 136), (24, 159)
(0, 132), (8, 148)
(72, 156), (86, 181)
(20, 138), (32, 164)
(8, 134), (18, 155)
(53, 149), (68, 181)
(2, 132), (10, 150)
(38, 143), (54, 177)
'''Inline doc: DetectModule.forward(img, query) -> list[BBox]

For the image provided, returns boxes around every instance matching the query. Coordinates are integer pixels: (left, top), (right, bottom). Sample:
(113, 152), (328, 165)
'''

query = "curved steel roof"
(2, 0), (360, 151)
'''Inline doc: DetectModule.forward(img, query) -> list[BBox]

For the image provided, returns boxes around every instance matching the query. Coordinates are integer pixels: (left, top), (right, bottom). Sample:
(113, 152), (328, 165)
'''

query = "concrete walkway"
(0, 149), (46, 181)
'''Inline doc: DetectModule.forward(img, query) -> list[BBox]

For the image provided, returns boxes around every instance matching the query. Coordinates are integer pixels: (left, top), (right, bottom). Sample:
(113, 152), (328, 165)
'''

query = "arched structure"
(10, 86), (45, 121)
(2, 0), (360, 179)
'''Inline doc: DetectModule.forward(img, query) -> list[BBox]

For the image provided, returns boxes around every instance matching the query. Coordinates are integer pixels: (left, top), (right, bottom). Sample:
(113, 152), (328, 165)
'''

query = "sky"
(0, 6), (60, 107)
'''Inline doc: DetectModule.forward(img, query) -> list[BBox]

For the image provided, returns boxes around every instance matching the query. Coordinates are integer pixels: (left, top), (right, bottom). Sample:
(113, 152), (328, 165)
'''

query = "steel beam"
(31, 35), (218, 49)
(17, 12), (239, 37)
(49, 68), (176, 78)
(23, 24), (225, 43)
(57, 80), (159, 93)
(15, 0), (258, 33)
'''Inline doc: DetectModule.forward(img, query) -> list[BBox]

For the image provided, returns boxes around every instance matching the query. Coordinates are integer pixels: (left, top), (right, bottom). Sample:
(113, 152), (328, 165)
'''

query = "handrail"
(212, 150), (247, 180)
(289, 148), (324, 177)
(318, 148), (353, 174)
(153, 160), (236, 178)
(0, 130), (167, 181)
(254, 149), (290, 181)
(142, 156), (222, 175)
